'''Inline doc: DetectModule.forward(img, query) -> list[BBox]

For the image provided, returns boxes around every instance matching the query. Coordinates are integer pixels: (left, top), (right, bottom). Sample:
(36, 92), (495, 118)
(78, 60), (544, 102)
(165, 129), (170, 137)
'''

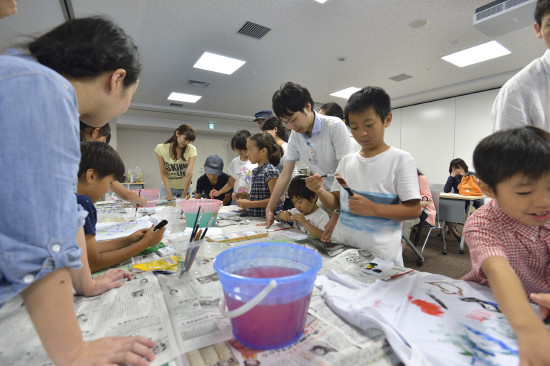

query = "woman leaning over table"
(155, 123), (197, 199)
(0, 16), (156, 365)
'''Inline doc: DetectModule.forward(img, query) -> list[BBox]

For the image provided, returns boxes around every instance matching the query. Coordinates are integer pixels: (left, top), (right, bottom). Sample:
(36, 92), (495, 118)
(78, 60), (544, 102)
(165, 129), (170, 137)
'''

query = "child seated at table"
(462, 126), (550, 365)
(77, 141), (165, 272)
(236, 132), (283, 217)
(277, 175), (330, 238)
(195, 154), (232, 205)
(306, 87), (420, 265)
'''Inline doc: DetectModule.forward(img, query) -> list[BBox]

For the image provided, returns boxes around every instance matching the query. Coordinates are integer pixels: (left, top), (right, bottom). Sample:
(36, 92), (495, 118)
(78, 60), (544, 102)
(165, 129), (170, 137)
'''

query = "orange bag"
(458, 174), (483, 196)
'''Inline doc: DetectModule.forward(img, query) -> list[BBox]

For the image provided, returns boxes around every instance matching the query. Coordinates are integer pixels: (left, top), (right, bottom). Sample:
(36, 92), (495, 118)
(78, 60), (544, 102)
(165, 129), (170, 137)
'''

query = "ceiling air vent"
(238, 21), (271, 39)
(169, 102), (183, 107)
(473, 0), (536, 37)
(389, 74), (412, 82)
(187, 80), (210, 88)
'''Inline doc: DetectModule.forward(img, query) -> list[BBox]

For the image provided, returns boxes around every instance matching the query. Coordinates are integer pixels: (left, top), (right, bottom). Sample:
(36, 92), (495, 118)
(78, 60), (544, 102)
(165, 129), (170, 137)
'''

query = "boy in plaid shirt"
(463, 126), (550, 365)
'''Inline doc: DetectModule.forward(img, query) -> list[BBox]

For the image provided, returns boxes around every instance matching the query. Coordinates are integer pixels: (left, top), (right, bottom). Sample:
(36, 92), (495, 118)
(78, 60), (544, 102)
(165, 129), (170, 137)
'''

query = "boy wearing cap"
(195, 154), (232, 205)
(253, 109), (273, 129)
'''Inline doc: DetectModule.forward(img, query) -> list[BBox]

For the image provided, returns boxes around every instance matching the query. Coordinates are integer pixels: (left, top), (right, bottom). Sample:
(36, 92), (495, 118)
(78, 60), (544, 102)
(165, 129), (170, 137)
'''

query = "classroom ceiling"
(0, 0), (545, 130)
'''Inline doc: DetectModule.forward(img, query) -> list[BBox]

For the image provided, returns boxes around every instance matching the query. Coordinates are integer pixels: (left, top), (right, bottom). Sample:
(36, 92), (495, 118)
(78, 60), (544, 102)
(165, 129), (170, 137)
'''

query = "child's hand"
(72, 335), (156, 366)
(530, 293), (550, 321)
(277, 211), (292, 222)
(305, 174), (324, 193)
(210, 189), (220, 198)
(234, 192), (249, 199)
(291, 213), (306, 224)
(135, 196), (148, 207)
(235, 198), (251, 209)
(127, 229), (147, 244)
(348, 194), (375, 216)
(165, 191), (173, 200)
(141, 225), (165, 246)
(87, 268), (131, 296)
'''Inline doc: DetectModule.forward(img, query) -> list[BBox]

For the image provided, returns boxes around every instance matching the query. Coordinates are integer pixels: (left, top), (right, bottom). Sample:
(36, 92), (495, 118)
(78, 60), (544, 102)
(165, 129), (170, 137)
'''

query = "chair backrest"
(430, 187), (443, 225)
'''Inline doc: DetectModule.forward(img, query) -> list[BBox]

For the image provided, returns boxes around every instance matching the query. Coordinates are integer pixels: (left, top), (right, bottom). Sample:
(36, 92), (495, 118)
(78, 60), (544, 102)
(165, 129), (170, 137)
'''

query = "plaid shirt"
(462, 199), (550, 295)
(243, 162), (282, 217)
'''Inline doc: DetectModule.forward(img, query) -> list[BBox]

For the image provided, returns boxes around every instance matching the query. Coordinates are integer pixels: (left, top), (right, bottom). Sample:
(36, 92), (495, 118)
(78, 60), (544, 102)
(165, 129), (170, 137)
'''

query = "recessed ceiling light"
(330, 87), (361, 100)
(167, 92), (202, 103)
(193, 52), (246, 75)
(441, 40), (510, 67)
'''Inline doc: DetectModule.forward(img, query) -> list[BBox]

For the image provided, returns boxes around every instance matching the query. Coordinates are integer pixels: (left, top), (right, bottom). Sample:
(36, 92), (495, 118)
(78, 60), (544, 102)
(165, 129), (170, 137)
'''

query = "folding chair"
(418, 188), (447, 256)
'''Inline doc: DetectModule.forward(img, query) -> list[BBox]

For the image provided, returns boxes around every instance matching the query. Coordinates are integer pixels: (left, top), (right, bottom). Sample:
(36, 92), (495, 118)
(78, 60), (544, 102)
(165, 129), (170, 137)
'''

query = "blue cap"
(204, 154), (224, 175)
(254, 109), (273, 121)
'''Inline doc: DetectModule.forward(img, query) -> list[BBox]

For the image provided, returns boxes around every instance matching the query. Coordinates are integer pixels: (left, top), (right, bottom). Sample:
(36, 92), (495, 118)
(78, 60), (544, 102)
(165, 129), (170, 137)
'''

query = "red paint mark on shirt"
(466, 309), (492, 322)
(407, 295), (444, 317)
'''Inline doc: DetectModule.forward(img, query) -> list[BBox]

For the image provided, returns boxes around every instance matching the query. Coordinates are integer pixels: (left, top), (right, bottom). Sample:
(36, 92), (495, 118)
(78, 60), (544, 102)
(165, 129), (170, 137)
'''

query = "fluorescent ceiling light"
(193, 52), (246, 75)
(330, 87), (361, 100)
(441, 40), (510, 67)
(167, 92), (202, 103)
(315, 0), (328, 3)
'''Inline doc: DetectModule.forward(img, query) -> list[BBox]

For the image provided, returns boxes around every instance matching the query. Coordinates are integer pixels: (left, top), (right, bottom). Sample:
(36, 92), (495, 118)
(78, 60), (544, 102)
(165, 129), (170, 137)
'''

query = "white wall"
(114, 88), (500, 191)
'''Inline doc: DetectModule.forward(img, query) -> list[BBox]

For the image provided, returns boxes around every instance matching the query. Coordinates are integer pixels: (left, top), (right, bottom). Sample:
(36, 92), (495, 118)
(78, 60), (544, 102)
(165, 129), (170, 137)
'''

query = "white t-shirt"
(491, 49), (550, 132)
(227, 157), (257, 194)
(330, 148), (420, 265)
(289, 207), (330, 235)
(286, 112), (355, 190)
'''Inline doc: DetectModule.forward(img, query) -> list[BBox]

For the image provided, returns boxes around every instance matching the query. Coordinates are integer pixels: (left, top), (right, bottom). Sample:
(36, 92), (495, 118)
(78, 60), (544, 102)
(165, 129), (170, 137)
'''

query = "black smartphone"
(154, 219), (168, 231)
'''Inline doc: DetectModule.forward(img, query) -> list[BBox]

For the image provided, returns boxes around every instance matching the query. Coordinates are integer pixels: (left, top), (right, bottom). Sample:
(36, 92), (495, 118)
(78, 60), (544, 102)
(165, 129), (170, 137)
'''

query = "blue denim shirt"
(0, 49), (83, 306)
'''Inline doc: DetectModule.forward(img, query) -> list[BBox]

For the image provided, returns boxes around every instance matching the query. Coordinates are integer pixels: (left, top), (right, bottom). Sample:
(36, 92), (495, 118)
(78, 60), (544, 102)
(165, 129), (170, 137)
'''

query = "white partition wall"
(386, 108), (401, 148)
(400, 98), (456, 185)
(454, 89), (498, 172)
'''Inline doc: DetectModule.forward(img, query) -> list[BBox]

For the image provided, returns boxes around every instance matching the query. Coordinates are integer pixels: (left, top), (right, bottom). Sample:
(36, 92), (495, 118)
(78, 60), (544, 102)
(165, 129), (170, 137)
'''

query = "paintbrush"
(301, 174), (335, 180)
(134, 189), (141, 217)
(200, 215), (215, 240)
(335, 176), (354, 196)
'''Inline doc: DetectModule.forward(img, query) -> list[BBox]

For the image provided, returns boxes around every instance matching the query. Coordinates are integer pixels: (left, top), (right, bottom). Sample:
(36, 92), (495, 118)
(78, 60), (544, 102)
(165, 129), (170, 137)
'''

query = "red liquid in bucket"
(225, 266), (312, 350)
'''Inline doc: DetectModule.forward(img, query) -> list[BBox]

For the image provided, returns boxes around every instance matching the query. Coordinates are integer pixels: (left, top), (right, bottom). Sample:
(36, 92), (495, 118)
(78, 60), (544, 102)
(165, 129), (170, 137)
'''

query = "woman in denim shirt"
(0, 17), (157, 365)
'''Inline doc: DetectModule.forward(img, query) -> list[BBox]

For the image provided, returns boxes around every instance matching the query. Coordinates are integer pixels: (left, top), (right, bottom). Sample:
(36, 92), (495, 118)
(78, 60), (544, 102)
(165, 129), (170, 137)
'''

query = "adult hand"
(86, 268), (132, 297)
(165, 191), (173, 200)
(348, 194), (375, 216)
(530, 293), (550, 321)
(305, 174), (324, 193)
(71, 335), (156, 366)
(321, 212), (339, 242)
(265, 207), (275, 228)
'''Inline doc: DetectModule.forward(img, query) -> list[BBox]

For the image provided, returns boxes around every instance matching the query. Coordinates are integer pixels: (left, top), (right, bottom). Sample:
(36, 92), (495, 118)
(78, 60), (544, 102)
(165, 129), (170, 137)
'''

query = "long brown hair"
(164, 124), (196, 161)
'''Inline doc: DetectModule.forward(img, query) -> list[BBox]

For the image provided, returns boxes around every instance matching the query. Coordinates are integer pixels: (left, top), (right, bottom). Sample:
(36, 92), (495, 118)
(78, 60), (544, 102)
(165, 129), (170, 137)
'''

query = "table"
(0, 205), (522, 366)
(438, 192), (485, 253)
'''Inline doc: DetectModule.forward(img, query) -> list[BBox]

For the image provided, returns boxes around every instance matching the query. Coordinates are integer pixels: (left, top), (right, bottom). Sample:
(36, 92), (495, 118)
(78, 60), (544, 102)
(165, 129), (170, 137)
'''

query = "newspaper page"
(157, 266), (234, 355)
(0, 271), (179, 366)
(180, 314), (401, 366)
(319, 249), (413, 283)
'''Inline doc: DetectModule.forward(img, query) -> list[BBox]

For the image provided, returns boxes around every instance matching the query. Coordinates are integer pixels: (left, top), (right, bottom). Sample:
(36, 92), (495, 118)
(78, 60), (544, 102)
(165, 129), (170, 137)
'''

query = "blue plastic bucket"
(213, 242), (322, 350)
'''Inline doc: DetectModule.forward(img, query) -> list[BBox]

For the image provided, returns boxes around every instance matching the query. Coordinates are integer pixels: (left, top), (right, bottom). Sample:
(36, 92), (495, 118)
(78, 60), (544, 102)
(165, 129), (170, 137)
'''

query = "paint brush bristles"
(335, 177), (354, 196)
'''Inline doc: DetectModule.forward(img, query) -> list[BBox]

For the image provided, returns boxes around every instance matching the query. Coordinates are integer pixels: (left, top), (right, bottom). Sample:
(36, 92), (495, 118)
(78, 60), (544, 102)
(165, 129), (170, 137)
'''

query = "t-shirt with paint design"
(330, 148), (419, 265)
(154, 143), (197, 189)
(227, 156), (256, 194)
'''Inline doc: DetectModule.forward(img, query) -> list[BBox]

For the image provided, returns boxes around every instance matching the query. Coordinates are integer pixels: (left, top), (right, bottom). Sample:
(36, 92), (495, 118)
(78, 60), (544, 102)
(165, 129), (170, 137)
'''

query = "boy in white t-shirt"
(306, 87), (421, 265)
(211, 130), (257, 201)
(277, 175), (329, 238)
